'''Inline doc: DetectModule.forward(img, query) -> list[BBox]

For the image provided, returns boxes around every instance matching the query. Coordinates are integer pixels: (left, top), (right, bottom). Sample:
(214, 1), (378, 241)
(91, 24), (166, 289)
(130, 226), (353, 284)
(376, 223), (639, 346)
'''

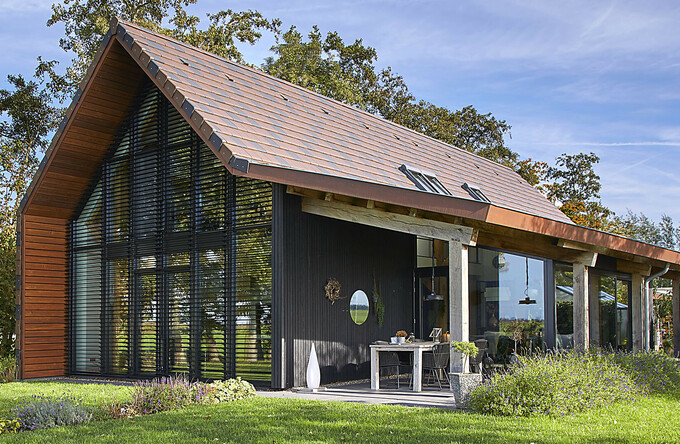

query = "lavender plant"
(468, 351), (641, 417)
(104, 374), (216, 417)
(610, 350), (680, 394)
(12, 394), (91, 431)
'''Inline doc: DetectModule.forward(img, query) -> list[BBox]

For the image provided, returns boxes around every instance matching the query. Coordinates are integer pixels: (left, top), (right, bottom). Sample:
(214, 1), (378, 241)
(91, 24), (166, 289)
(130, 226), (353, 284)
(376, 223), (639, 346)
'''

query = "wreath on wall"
(324, 278), (344, 304)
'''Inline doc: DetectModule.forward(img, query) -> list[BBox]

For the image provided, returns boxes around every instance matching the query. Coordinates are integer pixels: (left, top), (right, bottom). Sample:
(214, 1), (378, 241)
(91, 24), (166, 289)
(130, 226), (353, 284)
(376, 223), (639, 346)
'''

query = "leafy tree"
(540, 152), (614, 229)
(45, 0), (280, 101)
(545, 152), (602, 205)
(264, 26), (521, 172)
(264, 26), (376, 108)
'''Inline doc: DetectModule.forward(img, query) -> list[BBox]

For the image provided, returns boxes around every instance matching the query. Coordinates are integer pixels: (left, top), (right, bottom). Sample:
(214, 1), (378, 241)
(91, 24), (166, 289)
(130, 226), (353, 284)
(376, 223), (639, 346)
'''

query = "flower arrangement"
(396, 330), (408, 338)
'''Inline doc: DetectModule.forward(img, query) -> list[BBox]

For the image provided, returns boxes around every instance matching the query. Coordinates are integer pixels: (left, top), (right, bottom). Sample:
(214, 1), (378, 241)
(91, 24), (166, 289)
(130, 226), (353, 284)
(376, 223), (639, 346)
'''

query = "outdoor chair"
(421, 343), (450, 389)
(373, 340), (408, 388)
(378, 351), (405, 388)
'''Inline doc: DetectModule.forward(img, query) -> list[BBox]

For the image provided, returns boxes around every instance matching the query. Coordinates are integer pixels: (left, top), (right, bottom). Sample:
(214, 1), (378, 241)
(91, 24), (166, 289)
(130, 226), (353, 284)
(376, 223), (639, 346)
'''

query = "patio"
(258, 379), (457, 410)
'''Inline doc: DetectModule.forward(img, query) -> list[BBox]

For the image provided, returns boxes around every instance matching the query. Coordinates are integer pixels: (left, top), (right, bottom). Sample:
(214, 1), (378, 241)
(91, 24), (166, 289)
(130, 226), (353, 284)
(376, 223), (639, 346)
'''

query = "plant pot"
(449, 372), (482, 409)
(396, 337), (406, 344)
(390, 337), (398, 344)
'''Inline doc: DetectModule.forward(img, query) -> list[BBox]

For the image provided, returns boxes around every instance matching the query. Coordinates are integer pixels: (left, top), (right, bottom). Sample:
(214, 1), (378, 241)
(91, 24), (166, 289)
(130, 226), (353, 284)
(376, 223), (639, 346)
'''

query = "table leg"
(413, 349), (423, 392)
(370, 348), (379, 390)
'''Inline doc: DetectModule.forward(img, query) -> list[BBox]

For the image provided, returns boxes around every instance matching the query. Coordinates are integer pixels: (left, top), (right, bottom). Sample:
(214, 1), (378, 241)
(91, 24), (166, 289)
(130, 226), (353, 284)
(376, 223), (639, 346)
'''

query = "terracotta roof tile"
(119, 21), (572, 223)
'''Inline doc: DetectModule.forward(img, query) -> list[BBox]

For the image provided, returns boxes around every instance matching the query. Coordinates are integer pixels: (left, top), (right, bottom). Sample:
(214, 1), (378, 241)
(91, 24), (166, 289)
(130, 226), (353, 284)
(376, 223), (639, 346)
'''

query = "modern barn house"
(16, 19), (680, 388)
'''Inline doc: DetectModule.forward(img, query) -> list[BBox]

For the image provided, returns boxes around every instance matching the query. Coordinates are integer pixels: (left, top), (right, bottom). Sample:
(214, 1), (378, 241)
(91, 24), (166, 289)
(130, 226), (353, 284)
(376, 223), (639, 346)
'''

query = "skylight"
(462, 183), (491, 203)
(399, 165), (452, 196)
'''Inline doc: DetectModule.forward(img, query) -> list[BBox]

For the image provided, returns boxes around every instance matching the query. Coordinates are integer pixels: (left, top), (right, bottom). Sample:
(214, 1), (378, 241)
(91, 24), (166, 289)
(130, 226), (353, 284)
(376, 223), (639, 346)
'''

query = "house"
(16, 18), (680, 388)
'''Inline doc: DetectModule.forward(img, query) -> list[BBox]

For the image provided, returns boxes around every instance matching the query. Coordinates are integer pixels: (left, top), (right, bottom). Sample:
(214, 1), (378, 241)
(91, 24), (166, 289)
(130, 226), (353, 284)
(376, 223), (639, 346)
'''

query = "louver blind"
(71, 80), (272, 383)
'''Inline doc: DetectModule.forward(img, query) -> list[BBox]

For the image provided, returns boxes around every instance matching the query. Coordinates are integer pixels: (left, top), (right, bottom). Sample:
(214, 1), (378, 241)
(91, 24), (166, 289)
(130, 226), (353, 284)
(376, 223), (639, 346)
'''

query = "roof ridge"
(116, 19), (521, 177)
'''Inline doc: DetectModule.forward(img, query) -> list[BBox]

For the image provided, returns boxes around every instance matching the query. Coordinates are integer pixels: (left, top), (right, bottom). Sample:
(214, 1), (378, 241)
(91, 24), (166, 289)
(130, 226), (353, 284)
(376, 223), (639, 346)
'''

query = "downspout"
(644, 264), (670, 351)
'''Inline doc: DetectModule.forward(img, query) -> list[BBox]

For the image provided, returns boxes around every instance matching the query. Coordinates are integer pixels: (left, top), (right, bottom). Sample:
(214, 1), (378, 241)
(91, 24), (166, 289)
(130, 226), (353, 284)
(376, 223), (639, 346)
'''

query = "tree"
(540, 152), (614, 229)
(264, 26), (522, 173)
(45, 0), (280, 101)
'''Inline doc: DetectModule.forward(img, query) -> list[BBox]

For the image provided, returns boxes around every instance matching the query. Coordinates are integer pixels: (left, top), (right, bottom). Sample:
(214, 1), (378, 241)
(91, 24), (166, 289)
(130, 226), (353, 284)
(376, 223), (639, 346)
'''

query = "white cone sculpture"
(306, 343), (321, 389)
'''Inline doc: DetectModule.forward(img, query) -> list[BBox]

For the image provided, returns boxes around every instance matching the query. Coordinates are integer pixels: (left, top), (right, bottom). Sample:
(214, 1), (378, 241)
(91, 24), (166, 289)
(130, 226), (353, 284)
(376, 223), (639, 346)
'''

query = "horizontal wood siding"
(21, 215), (69, 379)
(275, 187), (415, 387)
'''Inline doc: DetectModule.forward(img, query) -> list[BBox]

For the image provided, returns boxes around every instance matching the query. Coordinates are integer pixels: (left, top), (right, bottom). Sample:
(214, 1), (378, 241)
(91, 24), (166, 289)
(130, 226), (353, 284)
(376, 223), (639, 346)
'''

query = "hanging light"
(519, 257), (537, 305)
(425, 239), (444, 302)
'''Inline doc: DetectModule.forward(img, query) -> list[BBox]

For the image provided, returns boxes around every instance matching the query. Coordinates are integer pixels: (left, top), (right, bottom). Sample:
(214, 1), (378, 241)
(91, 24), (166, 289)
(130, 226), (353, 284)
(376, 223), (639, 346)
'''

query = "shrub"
(208, 378), (256, 403)
(0, 419), (21, 434)
(468, 351), (640, 417)
(105, 374), (215, 417)
(0, 354), (16, 383)
(611, 350), (680, 394)
(451, 341), (479, 358)
(12, 395), (91, 431)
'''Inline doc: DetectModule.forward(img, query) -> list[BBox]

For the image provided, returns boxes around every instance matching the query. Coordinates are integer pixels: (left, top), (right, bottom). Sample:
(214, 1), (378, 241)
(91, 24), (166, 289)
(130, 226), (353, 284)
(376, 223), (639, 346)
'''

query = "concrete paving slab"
(258, 380), (457, 410)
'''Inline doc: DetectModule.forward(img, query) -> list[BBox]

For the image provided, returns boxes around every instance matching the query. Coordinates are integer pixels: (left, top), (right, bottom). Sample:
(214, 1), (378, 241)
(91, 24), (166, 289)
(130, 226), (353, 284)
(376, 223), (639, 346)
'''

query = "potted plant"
(449, 341), (482, 409)
(395, 330), (407, 344)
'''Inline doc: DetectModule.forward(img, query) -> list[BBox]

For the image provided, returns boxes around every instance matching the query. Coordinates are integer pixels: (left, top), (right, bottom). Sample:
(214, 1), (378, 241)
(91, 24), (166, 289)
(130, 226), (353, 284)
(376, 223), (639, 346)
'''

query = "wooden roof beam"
(301, 197), (477, 245)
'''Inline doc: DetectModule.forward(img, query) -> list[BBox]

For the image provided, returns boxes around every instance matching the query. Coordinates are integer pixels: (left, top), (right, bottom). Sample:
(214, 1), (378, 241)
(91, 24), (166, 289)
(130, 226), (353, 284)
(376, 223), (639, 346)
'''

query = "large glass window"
(469, 247), (546, 364)
(590, 271), (632, 350)
(71, 80), (272, 382)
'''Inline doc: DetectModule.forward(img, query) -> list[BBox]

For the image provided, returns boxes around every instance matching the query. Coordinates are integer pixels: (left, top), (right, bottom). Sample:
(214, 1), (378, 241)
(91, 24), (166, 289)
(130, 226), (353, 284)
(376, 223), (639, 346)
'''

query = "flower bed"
(468, 349), (680, 417)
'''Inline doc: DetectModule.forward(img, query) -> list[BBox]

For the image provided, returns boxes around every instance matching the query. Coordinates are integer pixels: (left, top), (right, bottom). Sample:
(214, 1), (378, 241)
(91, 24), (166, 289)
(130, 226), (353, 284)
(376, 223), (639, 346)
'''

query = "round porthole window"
(350, 290), (369, 325)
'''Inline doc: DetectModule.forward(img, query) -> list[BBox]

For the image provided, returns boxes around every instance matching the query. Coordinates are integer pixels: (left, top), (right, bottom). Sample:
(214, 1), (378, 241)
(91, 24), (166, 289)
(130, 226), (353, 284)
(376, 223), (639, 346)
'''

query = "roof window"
(462, 183), (491, 203)
(399, 164), (451, 196)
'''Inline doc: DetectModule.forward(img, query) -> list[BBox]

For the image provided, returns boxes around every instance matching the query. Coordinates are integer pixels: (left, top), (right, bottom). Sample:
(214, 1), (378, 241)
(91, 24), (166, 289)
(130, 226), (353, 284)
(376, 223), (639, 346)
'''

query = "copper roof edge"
(247, 163), (680, 266)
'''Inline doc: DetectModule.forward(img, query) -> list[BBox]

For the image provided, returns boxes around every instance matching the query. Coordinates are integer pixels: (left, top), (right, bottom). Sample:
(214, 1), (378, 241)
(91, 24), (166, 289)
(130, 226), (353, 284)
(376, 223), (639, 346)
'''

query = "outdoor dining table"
(369, 342), (436, 392)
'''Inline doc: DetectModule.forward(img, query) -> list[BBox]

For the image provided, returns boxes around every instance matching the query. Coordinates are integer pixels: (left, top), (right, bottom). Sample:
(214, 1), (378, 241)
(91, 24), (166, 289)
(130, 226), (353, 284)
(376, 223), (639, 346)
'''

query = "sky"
(2, 0), (680, 222)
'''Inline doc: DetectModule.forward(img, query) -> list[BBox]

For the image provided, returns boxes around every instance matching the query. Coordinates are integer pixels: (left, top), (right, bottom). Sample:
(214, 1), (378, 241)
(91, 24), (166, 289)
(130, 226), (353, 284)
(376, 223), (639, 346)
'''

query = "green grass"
(1, 382), (679, 443)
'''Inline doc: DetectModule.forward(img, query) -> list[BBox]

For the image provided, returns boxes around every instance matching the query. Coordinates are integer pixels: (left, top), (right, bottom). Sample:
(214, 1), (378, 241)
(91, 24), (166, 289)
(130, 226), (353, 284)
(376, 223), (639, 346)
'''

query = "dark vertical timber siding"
(275, 187), (414, 387)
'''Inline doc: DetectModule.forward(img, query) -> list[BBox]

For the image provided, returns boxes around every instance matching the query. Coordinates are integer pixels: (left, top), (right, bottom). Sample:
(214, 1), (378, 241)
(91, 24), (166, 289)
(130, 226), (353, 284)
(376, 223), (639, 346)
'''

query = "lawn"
(1, 381), (679, 443)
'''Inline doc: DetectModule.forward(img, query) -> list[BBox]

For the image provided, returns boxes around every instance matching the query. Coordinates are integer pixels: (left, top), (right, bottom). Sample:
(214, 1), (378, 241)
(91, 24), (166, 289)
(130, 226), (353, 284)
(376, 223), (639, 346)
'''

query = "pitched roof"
(19, 18), (680, 270)
(116, 20), (572, 224)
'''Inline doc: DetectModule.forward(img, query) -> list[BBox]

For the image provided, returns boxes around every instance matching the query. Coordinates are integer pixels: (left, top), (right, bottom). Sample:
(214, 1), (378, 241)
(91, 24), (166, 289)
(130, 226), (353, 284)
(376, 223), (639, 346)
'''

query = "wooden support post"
(632, 273), (644, 351)
(573, 263), (589, 349)
(673, 279), (680, 357)
(449, 240), (469, 373)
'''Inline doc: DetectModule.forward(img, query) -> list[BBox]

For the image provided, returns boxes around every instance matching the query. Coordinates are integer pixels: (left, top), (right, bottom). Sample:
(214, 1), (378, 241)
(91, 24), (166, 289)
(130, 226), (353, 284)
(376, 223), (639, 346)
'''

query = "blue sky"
(2, 0), (679, 221)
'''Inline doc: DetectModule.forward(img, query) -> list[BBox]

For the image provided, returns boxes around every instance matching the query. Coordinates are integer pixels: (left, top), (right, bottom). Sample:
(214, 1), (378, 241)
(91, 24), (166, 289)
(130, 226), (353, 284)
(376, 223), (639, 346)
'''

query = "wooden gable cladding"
(19, 215), (69, 378)
(24, 40), (145, 219)
(19, 39), (145, 379)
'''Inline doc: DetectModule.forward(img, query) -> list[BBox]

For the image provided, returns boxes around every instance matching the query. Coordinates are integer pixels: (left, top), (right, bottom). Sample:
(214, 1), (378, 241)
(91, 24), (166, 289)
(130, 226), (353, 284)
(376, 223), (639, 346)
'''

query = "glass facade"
(589, 271), (632, 350)
(70, 80), (272, 382)
(469, 247), (547, 364)
(416, 238), (449, 338)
